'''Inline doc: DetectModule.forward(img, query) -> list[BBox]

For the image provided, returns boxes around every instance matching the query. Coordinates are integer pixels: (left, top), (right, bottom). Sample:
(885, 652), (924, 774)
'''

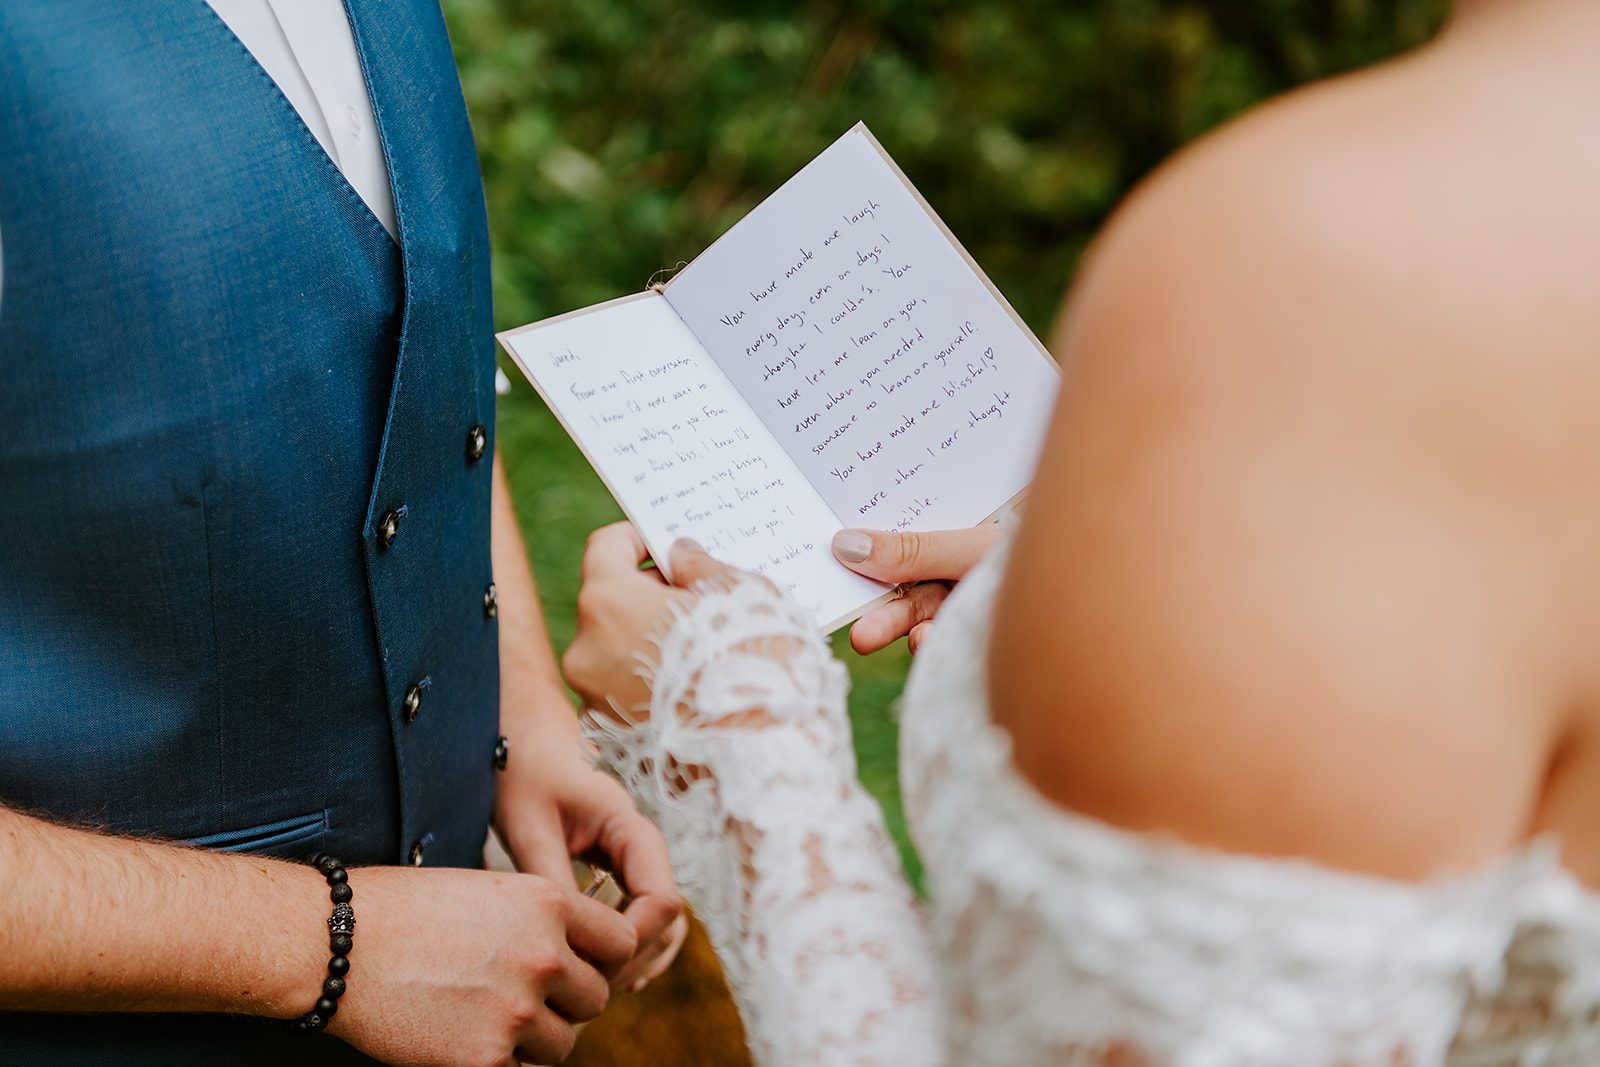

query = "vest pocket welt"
(184, 810), (328, 855)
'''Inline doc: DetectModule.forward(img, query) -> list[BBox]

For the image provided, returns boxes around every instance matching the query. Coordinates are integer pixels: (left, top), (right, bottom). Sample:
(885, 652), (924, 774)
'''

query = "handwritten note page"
(498, 293), (886, 626)
(663, 127), (1061, 534)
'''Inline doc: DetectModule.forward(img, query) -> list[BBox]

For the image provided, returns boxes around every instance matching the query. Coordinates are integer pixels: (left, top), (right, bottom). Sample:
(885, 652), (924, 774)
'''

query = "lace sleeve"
(584, 575), (945, 1067)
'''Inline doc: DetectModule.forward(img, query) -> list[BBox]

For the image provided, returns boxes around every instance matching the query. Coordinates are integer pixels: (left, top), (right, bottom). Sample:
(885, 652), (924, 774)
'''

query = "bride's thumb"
(831, 525), (1000, 583)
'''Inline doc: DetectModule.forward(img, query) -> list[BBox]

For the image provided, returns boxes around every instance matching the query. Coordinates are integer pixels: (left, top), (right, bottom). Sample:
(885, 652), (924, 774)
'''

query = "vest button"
(402, 683), (422, 722)
(493, 735), (509, 771)
(408, 841), (425, 867)
(377, 509), (400, 549)
(483, 582), (498, 619)
(466, 424), (487, 462)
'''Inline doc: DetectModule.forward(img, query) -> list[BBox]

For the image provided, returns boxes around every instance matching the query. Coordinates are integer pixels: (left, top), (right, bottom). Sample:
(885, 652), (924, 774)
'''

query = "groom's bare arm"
(0, 801), (635, 1064)
(0, 804), (328, 1014)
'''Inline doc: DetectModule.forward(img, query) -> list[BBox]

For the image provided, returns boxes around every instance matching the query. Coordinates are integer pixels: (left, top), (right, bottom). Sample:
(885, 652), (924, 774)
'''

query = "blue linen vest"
(0, 1), (498, 1059)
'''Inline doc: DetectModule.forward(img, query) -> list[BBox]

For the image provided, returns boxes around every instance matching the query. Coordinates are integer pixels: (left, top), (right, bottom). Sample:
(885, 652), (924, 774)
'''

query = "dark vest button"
(483, 582), (498, 619)
(466, 424), (487, 462)
(402, 683), (422, 722)
(377, 509), (400, 549)
(493, 735), (509, 771)
(408, 841), (425, 867)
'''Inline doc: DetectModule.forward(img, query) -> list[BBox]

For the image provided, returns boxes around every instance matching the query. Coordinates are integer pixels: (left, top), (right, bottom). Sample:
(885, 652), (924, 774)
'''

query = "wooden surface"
(485, 833), (751, 1066)
(566, 911), (752, 1067)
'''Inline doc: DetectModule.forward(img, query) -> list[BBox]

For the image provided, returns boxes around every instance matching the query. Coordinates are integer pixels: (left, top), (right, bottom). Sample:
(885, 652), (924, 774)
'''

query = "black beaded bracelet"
(288, 852), (355, 1034)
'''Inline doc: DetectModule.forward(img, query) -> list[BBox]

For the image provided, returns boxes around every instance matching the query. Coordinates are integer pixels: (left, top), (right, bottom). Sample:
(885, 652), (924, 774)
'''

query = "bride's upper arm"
(987, 87), (1570, 882)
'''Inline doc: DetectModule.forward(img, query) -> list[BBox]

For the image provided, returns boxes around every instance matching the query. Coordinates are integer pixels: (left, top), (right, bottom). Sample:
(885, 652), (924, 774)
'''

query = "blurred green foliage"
(445, 0), (1447, 881)
(447, 0), (1445, 334)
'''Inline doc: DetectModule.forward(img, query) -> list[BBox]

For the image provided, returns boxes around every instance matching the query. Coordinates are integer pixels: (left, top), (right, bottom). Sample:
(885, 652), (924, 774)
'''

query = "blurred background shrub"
(442, 0), (1445, 1060)
(448, 0), (1445, 336)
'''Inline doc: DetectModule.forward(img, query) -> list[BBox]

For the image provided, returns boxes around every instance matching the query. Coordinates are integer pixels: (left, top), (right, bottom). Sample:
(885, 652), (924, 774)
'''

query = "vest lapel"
(341, 0), (499, 866)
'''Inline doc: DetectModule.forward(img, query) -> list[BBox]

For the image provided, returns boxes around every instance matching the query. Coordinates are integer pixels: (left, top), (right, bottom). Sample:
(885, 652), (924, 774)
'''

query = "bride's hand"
(830, 526), (1004, 654)
(563, 522), (753, 717)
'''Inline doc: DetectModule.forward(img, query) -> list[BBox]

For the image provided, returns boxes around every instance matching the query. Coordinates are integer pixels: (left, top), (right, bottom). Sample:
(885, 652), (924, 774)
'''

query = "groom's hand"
(563, 523), (688, 717)
(830, 525), (1004, 654)
(491, 466), (684, 998)
(564, 524), (757, 717)
(490, 721), (685, 996)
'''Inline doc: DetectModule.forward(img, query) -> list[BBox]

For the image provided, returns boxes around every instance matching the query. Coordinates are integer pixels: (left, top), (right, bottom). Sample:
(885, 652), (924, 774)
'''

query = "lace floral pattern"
(584, 575), (943, 1067)
(900, 535), (1600, 1067)
(588, 543), (1600, 1066)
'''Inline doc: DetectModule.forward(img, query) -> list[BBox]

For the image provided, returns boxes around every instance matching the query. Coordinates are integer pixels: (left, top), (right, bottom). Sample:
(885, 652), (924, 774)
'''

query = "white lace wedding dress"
(584, 536), (1600, 1066)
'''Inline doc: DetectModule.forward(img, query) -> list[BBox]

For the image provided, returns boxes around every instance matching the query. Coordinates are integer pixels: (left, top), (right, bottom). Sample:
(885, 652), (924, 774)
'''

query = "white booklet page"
(499, 124), (1060, 631)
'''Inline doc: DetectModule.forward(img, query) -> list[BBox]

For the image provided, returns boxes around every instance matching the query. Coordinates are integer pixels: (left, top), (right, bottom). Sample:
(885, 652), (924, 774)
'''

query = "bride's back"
(992, 0), (1600, 886)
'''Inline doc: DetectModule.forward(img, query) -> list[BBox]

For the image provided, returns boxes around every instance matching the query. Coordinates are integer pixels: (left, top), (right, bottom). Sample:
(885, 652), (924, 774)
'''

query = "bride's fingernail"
(632, 978), (650, 993)
(832, 529), (872, 563)
(910, 622), (934, 654)
(673, 538), (705, 553)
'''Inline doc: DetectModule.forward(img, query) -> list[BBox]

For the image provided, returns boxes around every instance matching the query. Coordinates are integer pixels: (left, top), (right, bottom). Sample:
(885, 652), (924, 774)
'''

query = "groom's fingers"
(849, 580), (952, 654)
(581, 522), (652, 582)
(667, 538), (741, 590)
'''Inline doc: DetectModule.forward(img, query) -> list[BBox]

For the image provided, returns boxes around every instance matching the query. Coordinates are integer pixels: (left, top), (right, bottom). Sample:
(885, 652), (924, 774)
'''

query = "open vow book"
(497, 124), (1060, 631)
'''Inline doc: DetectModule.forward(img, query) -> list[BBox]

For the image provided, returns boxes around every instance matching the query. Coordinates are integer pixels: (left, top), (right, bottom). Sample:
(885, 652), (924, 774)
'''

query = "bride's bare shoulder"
(1058, 25), (1600, 364)
(991, 20), (1600, 884)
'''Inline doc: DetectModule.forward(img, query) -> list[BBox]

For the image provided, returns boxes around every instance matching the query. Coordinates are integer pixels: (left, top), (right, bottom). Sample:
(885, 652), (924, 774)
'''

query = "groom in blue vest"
(0, 3), (680, 1064)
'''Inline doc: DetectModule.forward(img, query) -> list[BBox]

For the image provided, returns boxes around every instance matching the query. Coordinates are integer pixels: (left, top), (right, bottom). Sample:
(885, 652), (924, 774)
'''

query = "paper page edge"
(818, 587), (898, 635)
(495, 291), (692, 580)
